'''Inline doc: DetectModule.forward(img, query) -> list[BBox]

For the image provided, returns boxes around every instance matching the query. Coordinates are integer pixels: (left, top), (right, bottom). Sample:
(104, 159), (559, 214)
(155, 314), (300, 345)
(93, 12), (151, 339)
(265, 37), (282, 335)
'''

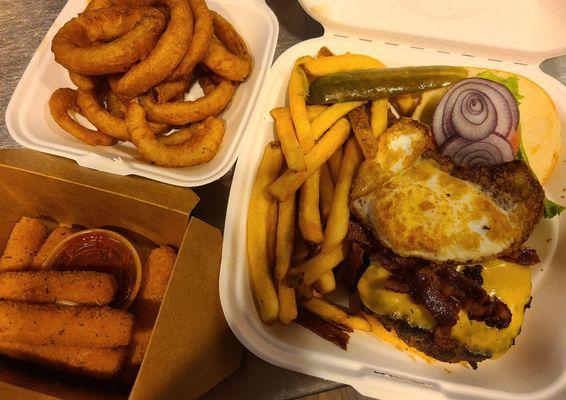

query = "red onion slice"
(440, 134), (514, 167)
(433, 77), (519, 166)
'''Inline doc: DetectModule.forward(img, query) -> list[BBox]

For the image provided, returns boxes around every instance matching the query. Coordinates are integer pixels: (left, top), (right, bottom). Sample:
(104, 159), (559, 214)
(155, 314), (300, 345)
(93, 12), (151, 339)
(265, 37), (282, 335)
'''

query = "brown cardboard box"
(0, 149), (242, 399)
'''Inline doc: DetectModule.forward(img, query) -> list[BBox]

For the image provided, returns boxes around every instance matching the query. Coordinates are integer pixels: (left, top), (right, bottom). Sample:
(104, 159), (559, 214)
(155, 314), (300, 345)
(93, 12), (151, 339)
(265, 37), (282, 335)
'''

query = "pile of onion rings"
(49, 0), (252, 168)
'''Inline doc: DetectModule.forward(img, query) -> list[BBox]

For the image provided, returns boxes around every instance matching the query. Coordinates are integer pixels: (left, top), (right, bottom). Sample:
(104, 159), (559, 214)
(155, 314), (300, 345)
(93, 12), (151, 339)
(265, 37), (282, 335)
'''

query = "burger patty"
(375, 314), (487, 368)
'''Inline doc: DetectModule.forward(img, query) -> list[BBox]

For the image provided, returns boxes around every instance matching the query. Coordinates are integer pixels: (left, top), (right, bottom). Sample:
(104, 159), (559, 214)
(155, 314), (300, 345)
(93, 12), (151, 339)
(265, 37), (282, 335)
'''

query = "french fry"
(307, 105), (328, 121)
(303, 54), (385, 77)
(328, 145), (343, 183)
(301, 297), (348, 324)
(343, 315), (372, 332)
(289, 56), (315, 152)
(299, 170), (324, 243)
(293, 241), (349, 285)
(292, 230), (310, 264)
(390, 93), (421, 117)
(247, 142), (283, 325)
(314, 271), (336, 294)
(267, 200), (279, 268)
(316, 46), (334, 58)
(274, 193), (296, 282)
(321, 138), (363, 253)
(310, 46), (363, 143)
(272, 106), (327, 123)
(370, 99), (389, 137)
(296, 310), (350, 350)
(311, 101), (365, 141)
(319, 163), (335, 222)
(348, 106), (379, 160)
(269, 118), (351, 202)
(295, 282), (314, 300)
(278, 281), (297, 325)
(271, 108), (306, 172)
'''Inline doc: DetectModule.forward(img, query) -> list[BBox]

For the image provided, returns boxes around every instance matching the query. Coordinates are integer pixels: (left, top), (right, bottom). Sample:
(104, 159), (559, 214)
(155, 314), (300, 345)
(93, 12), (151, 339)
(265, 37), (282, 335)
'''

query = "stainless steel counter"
(0, 0), (564, 398)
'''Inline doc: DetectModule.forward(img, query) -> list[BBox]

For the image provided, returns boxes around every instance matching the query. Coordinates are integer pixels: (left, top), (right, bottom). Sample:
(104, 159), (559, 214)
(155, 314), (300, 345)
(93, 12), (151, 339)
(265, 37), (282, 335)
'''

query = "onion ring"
(78, 89), (170, 139)
(52, 6), (167, 75)
(68, 71), (100, 91)
(198, 73), (216, 95)
(201, 11), (251, 81)
(125, 101), (225, 167)
(49, 88), (115, 146)
(158, 124), (198, 145)
(139, 74), (236, 125)
(202, 36), (251, 82)
(107, 90), (174, 133)
(84, 0), (113, 11)
(77, 89), (130, 140)
(113, 0), (194, 98)
(105, 90), (127, 118)
(166, 0), (213, 82)
(152, 79), (191, 103)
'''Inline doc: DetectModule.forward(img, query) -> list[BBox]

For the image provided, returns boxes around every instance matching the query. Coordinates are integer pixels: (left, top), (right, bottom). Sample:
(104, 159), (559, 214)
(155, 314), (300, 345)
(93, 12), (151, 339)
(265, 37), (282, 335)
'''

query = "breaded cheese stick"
(124, 246), (176, 376)
(0, 342), (126, 378)
(0, 217), (47, 271)
(138, 246), (176, 301)
(0, 271), (117, 305)
(0, 301), (134, 347)
(32, 225), (75, 269)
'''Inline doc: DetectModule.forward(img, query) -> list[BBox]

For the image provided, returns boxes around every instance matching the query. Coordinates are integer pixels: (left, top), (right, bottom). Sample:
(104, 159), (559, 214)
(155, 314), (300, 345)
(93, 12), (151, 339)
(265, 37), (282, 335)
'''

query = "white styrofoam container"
(220, 1), (566, 399)
(5, 0), (278, 187)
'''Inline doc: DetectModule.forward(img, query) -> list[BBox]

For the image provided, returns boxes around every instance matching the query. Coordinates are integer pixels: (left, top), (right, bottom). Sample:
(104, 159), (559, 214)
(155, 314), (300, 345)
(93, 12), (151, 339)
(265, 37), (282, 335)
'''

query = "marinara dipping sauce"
(43, 229), (142, 309)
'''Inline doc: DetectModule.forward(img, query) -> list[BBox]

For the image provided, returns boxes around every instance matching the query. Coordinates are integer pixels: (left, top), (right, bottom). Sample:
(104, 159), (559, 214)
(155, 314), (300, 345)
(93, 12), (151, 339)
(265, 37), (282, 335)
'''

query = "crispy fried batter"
(49, 88), (116, 146)
(123, 246), (176, 379)
(0, 301), (134, 347)
(52, 6), (167, 75)
(0, 271), (118, 305)
(0, 342), (126, 378)
(32, 225), (75, 269)
(113, 0), (194, 98)
(0, 217), (47, 272)
(127, 101), (225, 167)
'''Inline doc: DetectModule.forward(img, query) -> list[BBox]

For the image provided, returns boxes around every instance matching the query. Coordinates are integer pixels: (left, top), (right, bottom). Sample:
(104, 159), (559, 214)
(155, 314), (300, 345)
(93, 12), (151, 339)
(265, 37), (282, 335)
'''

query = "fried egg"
(350, 118), (543, 263)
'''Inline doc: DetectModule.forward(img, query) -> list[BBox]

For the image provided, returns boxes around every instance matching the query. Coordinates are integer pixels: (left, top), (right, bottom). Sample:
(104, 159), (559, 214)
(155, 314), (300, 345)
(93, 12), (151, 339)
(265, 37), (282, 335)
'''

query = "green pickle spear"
(307, 66), (469, 104)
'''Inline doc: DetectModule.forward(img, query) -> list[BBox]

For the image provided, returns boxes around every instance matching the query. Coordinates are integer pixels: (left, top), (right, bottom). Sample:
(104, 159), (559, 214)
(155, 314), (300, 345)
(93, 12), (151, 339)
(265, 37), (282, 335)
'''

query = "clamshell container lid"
(299, 0), (566, 64)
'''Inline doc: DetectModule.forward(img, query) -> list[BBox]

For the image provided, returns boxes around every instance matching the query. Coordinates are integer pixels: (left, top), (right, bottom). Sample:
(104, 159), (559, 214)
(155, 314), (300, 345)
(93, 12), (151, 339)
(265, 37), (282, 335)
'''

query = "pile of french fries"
(246, 47), (421, 347)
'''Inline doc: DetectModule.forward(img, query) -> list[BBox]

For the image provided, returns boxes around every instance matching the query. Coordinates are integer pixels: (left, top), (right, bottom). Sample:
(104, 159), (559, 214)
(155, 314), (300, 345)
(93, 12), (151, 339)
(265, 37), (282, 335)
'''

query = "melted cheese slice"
(358, 259), (531, 358)
(362, 158), (520, 262)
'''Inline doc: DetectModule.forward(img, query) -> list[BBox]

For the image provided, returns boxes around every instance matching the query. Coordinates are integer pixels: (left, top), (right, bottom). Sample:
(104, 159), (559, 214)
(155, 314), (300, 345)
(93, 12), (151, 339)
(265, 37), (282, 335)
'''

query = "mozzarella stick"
(32, 225), (74, 269)
(0, 342), (126, 378)
(0, 301), (134, 347)
(137, 246), (176, 302)
(0, 271), (117, 305)
(126, 246), (176, 369)
(0, 217), (47, 272)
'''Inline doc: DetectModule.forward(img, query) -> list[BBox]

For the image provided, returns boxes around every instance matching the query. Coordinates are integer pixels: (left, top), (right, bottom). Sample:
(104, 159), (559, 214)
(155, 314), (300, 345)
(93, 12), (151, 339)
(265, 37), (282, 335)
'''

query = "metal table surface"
(0, 0), (565, 399)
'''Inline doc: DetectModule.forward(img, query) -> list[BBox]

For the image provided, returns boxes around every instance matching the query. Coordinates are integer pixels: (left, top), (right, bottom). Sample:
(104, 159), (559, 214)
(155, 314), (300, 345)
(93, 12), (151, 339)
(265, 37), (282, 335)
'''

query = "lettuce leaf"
(476, 71), (524, 104)
(544, 198), (566, 219)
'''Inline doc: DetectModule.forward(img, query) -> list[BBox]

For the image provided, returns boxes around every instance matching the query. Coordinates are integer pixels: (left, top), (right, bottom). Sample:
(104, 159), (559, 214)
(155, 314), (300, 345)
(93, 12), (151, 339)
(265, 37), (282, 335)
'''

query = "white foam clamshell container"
(220, 1), (566, 399)
(5, 0), (278, 187)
